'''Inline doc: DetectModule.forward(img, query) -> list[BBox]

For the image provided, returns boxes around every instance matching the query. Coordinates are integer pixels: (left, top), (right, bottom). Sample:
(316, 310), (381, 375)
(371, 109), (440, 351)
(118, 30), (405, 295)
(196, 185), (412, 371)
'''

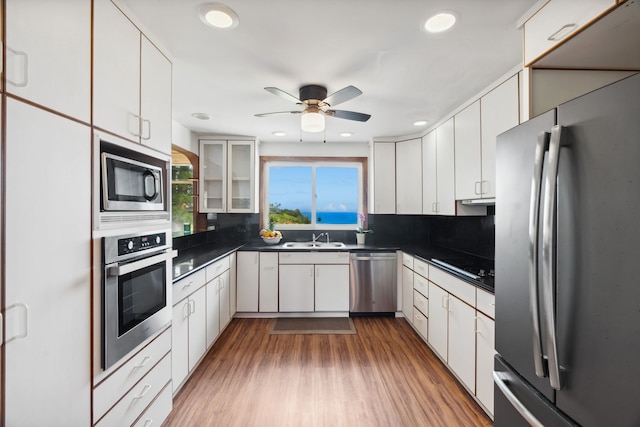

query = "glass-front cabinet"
(199, 139), (255, 213)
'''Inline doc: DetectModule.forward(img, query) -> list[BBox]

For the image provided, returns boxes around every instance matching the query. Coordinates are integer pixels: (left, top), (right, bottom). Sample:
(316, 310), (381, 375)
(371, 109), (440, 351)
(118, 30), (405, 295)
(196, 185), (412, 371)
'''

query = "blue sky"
(269, 166), (358, 212)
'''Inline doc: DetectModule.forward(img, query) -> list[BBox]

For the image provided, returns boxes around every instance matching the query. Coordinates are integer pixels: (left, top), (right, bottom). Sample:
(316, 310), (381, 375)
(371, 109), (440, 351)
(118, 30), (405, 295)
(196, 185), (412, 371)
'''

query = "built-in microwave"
(98, 139), (169, 225)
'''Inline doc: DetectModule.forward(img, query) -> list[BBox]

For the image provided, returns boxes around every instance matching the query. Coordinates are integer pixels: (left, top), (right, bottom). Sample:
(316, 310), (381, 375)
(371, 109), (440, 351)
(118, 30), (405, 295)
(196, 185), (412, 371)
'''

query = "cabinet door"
(5, 100), (91, 426)
(480, 74), (519, 198)
(188, 287), (207, 371)
(476, 312), (496, 416)
(373, 142), (396, 213)
(436, 118), (456, 215)
(140, 35), (172, 155)
(228, 141), (255, 212)
(422, 131), (437, 215)
(315, 264), (349, 312)
(93, 0), (141, 140)
(279, 264), (314, 312)
(229, 252), (237, 317)
(236, 251), (259, 312)
(171, 301), (190, 393)
(427, 283), (448, 360)
(447, 296), (476, 392)
(219, 270), (231, 329)
(402, 266), (414, 322)
(5, 0), (91, 122)
(259, 252), (279, 312)
(199, 140), (227, 212)
(205, 279), (220, 349)
(454, 101), (482, 200)
(396, 138), (422, 214)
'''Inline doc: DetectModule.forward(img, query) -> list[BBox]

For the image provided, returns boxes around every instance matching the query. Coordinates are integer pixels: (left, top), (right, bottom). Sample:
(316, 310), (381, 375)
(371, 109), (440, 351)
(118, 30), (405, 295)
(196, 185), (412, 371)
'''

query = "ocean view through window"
(262, 158), (366, 230)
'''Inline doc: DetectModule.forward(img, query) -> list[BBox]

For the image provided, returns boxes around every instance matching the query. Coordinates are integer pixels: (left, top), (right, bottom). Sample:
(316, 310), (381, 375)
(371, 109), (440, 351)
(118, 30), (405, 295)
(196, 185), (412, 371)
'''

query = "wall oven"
(102, 229), (173, 369)
(98, 138), (170, 226)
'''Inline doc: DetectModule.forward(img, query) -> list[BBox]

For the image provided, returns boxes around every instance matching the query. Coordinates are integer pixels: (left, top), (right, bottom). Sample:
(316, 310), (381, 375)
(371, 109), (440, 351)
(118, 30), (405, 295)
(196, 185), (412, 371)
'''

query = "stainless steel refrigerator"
(494, 71), (640, 426)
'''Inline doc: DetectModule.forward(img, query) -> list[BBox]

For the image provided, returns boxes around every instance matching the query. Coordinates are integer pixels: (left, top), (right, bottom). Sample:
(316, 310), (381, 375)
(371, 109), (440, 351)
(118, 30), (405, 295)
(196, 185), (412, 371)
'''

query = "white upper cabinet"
(480, 74), (519, 199)
(454, 101), (482, 200)
(373, 142), (396, 214)
(93, 0), (172, 155)
(523, 0), (616, 66)
(5, 0), (91, 122)
(423, 119), (455, 216)
(396, 138), (422, 214)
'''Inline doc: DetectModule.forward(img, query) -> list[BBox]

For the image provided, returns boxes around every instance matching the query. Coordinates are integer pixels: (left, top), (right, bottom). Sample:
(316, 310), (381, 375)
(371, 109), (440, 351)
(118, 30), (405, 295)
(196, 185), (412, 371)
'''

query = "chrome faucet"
(312, 232), (325, 242)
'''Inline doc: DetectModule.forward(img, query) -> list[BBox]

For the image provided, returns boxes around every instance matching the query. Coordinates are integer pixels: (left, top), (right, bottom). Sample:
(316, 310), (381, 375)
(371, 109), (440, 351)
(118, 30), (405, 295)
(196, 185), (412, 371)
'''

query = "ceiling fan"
(255, 84), (371, 132)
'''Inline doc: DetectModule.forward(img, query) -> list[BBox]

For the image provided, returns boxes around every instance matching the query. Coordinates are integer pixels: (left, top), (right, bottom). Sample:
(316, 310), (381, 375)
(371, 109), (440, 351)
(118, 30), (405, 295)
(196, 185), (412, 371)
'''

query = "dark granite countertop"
(172, 240), (493, 293)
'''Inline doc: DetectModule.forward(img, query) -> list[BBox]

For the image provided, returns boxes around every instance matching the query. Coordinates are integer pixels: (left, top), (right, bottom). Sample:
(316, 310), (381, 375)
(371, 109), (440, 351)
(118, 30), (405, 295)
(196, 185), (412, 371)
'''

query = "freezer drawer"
(494, 355), (577, 427)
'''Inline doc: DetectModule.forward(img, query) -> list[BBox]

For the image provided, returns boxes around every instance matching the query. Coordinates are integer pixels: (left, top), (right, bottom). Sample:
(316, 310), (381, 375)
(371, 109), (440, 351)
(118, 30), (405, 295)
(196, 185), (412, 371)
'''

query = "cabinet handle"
(547, 23), (577, 41)
(219, 276), (225, 290)
(5, 303), (29, 343)
(133, 355), (152, 370)
(6, 47), (29, 87)
(141, 118), (152, 141)
(441, 295), (449, 311)
(129, 113), (143, 137)
(183, 302), (190, 319)
(143, 419), (153, 427)
(474, 316), (483, 335)
(475, 181), (481, 195)
(415, 314), (423, 321)
(132, 384), (151, 400)
(189, 299), (196, 315)
(481, 180), (489, 195)
(183, 281), (194, 291)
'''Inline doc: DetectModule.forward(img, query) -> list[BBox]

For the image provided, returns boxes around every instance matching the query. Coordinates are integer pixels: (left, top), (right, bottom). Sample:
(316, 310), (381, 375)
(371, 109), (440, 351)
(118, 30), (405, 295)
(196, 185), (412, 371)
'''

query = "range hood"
(460, 198), (495, 206)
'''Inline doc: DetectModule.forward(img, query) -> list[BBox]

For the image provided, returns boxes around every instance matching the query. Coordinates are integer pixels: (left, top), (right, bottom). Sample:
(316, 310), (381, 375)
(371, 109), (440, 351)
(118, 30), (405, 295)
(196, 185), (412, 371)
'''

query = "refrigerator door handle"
(529, 131), (550, 379)
(493, 371), (545, 427)
(542, 125), (565, 390)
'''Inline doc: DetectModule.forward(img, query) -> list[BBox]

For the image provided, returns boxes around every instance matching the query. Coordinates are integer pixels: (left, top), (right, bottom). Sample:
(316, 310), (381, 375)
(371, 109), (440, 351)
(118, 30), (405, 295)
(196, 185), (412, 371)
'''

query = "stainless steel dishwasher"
(349, 252), (397, 314)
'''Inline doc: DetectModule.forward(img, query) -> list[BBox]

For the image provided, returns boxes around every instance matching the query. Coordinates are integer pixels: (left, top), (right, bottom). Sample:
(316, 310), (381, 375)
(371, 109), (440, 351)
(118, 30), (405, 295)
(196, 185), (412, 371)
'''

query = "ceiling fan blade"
(264, 87), (301, 104)
(328, 109), (371, 122)
(323, 85), (362, 106)
(254, 111), (303, 117)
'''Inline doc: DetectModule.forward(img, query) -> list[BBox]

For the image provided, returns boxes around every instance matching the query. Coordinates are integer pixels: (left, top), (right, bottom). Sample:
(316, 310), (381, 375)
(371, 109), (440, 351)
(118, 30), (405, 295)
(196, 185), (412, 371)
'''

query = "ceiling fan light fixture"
(199, 3), (239, 29)
(424, 11), (458, 33)
(301, 112), (325, 133)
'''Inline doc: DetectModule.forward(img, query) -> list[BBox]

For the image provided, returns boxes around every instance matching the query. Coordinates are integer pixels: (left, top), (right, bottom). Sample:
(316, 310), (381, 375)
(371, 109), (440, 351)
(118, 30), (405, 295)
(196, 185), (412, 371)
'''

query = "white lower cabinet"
(402, 265), (414, 321)
(447, 295), (477, 392)
(279, 264), (315, 312)
(260, 252), (279, 312)
(476, 312), (496, 416)
(427, 283), (449, 360)
(237, 251), (259, 312)
(206, 279), (221, 347)
(315, 264), (350, 311)
(205, 256), (231, 347)
(172, 282), (206, 393)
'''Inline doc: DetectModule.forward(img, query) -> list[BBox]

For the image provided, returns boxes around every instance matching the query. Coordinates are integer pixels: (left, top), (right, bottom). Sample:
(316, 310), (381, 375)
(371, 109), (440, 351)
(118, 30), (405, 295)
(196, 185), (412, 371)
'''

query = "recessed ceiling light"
(192, 112), (212, 120)
(424, 11), (458, 33)
(272, 131), (286, 137)
(199, 3), (239, 29)
(340, 132), (353, 137)
(414, 120), (428, 126)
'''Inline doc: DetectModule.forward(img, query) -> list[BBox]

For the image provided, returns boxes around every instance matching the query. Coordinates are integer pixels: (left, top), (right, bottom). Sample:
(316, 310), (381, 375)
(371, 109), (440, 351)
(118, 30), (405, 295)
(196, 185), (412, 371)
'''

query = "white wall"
(258, 140), (370, 157)
(171, 120), (198, 154)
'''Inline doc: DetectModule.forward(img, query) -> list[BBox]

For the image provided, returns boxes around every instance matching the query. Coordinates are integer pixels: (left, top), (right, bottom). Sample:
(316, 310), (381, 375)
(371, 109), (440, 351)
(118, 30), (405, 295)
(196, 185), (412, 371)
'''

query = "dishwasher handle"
(350, 254), (397, 262)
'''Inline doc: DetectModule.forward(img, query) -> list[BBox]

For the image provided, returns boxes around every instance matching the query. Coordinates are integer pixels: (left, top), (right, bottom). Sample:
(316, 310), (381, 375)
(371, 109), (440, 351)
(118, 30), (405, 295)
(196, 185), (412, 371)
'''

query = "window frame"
(260, 156), (368, 231)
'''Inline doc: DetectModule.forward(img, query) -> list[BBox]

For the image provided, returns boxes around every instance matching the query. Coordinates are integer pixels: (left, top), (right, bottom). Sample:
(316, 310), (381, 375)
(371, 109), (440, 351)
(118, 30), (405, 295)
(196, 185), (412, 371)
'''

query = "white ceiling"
(119, 0), (537, 144)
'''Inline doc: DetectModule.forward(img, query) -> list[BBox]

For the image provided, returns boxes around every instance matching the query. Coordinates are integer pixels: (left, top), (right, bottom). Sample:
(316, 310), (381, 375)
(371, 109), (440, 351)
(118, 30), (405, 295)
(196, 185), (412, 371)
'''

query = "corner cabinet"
(422, 118), (456, 216)
(199, 139), (256, 213)
(373, 142), (396, 213)
(395, 138), (422, 214)
(93, 0), (172, 155)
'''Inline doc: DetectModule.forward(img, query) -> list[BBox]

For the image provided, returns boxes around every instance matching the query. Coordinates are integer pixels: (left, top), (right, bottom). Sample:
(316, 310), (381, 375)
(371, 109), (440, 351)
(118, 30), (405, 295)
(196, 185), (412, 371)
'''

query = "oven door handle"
(108, 250), (177, 277)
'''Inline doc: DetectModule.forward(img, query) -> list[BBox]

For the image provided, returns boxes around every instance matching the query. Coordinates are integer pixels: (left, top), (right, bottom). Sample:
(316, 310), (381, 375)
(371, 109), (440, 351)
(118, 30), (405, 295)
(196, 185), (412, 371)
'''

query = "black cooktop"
(431, 257), (495, 288)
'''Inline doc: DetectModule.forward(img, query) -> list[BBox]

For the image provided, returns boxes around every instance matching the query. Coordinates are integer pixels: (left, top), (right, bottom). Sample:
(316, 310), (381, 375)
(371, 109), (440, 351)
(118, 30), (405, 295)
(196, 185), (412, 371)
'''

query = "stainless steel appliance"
(494, 72), (640, 426)
(99, 140), (169, 223)
(102, 229), (173, 369)
(349, 252), (397, 314)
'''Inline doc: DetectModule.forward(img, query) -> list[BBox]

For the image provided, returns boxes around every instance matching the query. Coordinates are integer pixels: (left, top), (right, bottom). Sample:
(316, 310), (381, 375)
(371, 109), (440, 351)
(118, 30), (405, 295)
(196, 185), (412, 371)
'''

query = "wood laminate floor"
(165, 317), (493, 427)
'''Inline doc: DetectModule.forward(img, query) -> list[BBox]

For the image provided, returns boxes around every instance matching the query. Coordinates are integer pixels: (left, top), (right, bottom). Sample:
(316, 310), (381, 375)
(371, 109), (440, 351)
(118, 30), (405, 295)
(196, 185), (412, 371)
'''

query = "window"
(172, 147), (197, 237)
(261, 157), (367, 230)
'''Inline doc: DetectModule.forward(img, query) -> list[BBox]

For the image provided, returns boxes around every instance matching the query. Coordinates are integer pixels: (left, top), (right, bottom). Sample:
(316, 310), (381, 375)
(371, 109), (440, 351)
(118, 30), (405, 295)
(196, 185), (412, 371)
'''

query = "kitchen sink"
(281, 241), (347, 249)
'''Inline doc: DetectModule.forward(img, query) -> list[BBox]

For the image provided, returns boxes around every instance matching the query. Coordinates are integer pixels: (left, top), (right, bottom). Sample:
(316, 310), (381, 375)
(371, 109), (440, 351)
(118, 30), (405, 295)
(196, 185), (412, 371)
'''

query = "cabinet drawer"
(173, 269), (206, 305)
(413, 289), (428, 317)
(279, 251), (349, 264)
(523, 0), (615, 65)
(413, 310), (428, 340)
(132, 382), (172, 427)
(95, 353), (171, 427)
(429, 266), (475, 306)
(205, 256), (230, 282)
(477, 288), (495, 319)
(402, 252), (414, 269)
(414, 273), (429, 297)
(93, 328), (171, 422)
(413, 257), (429, 278)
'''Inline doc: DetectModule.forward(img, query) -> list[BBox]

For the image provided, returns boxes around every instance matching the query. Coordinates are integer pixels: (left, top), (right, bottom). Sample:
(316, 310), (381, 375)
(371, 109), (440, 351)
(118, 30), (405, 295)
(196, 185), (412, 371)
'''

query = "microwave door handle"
(542, 125), (565, 390)
(529, 131), (550, 379)
(108, 251), (172, 277)
(143, 170), (159, 201)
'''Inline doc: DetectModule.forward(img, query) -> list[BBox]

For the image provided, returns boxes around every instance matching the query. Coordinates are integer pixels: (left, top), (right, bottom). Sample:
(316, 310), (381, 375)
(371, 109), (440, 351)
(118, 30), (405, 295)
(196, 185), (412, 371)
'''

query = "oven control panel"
(117, 232), (166, 256)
